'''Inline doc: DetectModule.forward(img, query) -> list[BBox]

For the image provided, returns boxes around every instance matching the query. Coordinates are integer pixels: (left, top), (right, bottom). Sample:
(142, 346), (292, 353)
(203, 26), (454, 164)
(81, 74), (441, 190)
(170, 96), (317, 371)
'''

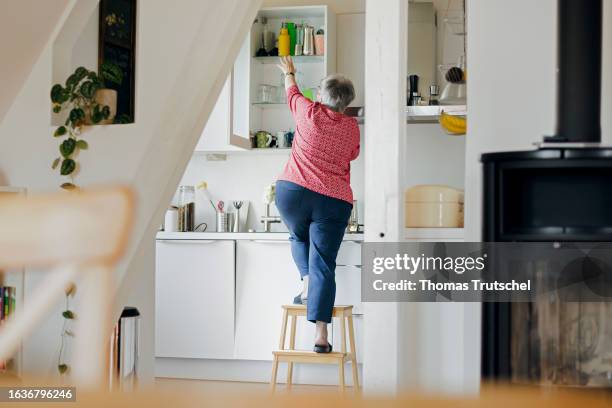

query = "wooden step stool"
(270, 304), (359, 393)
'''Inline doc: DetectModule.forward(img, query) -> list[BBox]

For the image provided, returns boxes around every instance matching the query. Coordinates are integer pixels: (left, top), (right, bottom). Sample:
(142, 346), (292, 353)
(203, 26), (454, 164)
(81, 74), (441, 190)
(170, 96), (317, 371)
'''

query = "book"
(10, 287), (15, 318)
(3, 288), (8, 319)
(0, 287), (4, 322)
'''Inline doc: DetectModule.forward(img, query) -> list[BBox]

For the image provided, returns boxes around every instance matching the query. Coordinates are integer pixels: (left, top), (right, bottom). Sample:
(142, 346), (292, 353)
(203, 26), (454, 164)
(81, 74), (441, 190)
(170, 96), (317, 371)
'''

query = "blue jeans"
(275, 181), (352, 323)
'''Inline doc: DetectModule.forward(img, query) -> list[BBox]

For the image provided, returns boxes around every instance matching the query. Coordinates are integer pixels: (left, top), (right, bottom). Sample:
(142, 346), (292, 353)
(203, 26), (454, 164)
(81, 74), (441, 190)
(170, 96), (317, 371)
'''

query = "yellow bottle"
(279, 27), (290, 57)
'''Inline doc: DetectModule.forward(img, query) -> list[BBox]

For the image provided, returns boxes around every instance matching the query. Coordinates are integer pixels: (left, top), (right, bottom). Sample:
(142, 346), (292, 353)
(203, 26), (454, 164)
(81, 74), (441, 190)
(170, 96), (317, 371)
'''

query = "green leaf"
(74, 66), (88, 80)
(114, 113), (132, 124)
(65, 73), (78, 89)
(60, 182), (77, 191)
(69, 108), (85, 125)
(50, 84), (65, 103)
(102, 105), (111, 119)
(52, 104), (62, 113)
(76, 140), (88, 150)
(100, 61), (123, 85)
(54, 126), (67, 137)
(91, 105), (103, 124)
(79, 80), (99, 99)
(58, 364), (68, 375)
(62, 310), (75, 319)
(60, 138), (76, 158)
(52, 157), (60, 169)
(60, 158), (76, 176)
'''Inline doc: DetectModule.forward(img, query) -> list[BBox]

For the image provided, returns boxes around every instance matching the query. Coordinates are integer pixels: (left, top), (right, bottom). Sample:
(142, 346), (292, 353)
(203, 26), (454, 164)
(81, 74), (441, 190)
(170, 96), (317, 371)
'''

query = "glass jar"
(177, 185), (195, 232)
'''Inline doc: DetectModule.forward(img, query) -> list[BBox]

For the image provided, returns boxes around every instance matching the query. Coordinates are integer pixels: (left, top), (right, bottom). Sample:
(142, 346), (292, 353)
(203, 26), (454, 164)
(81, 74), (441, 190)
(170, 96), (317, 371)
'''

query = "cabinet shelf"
(348, 105), (467, 124)
(254, 56), (324, 64)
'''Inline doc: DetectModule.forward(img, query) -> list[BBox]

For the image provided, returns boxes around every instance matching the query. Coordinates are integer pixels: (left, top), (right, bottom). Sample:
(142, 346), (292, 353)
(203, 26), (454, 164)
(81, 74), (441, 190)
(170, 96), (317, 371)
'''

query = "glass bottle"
(177, 185), (195, 232)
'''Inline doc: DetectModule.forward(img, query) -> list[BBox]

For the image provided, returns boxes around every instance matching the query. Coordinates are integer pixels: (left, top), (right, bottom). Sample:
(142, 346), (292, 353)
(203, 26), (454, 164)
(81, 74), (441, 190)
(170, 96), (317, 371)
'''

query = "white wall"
(405, 124), (465, 189)
(462, 0), (612, 393)
(0, 0), (261, 382)
(465, 0), (612, 240)
(0, 0), (71, 123)
(178, 130), (365, 232)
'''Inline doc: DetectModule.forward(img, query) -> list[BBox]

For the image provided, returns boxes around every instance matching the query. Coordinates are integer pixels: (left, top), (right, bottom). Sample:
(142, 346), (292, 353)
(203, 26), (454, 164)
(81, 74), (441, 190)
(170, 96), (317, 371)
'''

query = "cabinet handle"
(157, 239), (218, 244)
(337, 264), (362, 268)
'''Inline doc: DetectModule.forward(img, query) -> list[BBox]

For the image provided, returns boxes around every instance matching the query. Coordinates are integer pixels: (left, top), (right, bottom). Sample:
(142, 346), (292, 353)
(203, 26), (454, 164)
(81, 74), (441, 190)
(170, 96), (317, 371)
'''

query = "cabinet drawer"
(336, 240), (362, 266)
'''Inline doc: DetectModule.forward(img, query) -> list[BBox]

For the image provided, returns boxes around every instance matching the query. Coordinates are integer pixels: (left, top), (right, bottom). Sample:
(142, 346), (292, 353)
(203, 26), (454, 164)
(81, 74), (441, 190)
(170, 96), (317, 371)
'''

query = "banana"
(439, 111), (466, 135)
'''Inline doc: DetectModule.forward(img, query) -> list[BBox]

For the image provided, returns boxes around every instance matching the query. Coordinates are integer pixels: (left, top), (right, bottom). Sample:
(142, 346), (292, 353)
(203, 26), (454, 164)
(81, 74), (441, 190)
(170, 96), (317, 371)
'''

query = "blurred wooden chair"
(0, 187), (134, 387)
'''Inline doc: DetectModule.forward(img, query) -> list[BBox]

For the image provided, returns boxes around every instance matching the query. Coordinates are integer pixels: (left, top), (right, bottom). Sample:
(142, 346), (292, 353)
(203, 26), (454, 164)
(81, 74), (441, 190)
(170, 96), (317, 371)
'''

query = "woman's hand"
(278, 56), (297, 90)
(277, 56), (296, 75)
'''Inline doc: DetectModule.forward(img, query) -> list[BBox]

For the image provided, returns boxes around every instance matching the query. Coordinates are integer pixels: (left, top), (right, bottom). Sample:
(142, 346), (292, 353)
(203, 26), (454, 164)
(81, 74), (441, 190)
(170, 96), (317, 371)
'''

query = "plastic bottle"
(279, 25), (290, 57)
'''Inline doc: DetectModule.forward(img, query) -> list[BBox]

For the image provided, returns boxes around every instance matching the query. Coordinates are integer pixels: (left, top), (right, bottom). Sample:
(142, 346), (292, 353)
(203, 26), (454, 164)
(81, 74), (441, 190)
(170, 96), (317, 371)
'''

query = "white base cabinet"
(155, 239), (235, 359)
(155, 237), (363, 383)
(234, 240), (312, 360)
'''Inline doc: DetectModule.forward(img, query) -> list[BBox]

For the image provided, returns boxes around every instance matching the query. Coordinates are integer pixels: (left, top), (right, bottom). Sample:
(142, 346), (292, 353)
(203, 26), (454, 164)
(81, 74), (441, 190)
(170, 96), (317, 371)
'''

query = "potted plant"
(95, 61), (123, 124)
(50, 62), (123, 190)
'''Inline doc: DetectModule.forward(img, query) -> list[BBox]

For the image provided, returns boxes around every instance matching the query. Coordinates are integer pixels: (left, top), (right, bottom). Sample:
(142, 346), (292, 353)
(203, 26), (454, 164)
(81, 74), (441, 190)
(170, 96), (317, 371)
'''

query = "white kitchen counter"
(156, 231), (364, 241)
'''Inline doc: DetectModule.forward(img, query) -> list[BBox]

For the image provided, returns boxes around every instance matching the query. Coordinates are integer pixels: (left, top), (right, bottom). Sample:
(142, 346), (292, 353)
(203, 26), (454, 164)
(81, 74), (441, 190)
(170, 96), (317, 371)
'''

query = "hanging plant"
(57, 283), (76, 376)
(50, 63), (123, 190)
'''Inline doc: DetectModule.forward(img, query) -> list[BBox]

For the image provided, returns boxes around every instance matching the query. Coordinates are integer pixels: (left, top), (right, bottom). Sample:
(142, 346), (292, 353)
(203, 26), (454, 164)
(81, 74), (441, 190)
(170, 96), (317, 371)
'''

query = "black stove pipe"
(546, 0), (602, 143)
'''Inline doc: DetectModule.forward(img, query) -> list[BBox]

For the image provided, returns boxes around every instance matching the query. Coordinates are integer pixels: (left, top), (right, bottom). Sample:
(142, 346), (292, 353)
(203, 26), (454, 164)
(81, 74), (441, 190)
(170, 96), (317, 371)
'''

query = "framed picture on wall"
(98, 0), (137, 123)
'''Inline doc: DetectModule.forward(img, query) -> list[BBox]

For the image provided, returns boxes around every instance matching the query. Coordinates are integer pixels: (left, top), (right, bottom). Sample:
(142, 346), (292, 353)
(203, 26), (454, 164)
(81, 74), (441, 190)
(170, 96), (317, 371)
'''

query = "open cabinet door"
(230, 32), (252, 149)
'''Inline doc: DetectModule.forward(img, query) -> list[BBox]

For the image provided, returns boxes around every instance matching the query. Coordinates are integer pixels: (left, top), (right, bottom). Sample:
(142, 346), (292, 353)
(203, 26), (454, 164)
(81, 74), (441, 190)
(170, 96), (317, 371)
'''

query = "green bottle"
(287, 22), (296, 56)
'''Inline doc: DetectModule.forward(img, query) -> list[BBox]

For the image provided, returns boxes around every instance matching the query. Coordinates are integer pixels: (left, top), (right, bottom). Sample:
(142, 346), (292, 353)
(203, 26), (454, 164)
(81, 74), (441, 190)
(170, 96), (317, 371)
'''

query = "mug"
(283, 131), (294, 148)
(255, 131), (272, 148)
(276, 131), (288, 148)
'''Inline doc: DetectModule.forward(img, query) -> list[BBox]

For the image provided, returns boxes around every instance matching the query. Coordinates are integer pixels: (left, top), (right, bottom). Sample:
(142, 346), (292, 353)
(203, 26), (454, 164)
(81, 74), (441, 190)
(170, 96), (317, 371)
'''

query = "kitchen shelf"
(407, 105), (466, 121)
(254, 56), (324, 64)
(349, 105), (467, 125)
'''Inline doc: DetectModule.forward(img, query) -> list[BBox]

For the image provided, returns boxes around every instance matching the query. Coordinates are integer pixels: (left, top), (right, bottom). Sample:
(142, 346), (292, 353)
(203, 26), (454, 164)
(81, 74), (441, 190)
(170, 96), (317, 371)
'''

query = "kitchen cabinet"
(231, 6), (336, 148)
(335, 266), (362, 315)
(234, 239), (362, 360)
(335, 240), (363, 314)
(155, 239), (235, 359)
(195, 76), (242, 152)
(234, 239), (307, 360)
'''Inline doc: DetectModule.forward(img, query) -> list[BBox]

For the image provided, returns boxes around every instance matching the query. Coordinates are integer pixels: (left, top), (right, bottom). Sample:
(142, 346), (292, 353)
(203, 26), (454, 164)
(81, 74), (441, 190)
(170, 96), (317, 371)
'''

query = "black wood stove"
(481, 0), (612, 387)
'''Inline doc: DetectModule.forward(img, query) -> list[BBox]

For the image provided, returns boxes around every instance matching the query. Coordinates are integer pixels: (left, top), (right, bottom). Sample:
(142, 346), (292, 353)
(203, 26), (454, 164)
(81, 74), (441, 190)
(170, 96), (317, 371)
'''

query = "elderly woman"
(275, 56), (360, 353)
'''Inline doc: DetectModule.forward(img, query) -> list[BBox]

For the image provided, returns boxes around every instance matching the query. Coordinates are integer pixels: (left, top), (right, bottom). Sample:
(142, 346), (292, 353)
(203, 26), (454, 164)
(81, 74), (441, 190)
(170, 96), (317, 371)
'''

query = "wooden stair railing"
(0, 187), (134, 387)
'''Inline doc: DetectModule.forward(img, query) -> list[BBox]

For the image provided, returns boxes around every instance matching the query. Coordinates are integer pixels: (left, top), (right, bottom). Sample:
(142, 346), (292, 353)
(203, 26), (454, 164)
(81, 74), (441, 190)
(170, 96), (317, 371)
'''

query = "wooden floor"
(155, 377), (341, 395)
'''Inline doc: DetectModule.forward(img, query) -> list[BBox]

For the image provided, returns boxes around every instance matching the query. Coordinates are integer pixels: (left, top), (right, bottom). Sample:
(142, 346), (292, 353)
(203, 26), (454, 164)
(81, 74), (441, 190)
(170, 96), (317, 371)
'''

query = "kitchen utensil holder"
(216, 213), (234, 233)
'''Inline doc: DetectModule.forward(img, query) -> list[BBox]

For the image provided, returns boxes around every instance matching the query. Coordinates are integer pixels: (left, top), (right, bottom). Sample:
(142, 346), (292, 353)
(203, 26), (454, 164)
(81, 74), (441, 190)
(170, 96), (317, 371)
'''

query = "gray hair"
(319, 74), (355, 113)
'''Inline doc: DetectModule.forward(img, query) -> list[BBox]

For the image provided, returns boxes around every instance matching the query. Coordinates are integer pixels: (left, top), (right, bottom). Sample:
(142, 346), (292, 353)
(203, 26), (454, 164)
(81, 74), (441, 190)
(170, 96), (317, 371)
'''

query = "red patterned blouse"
(277, 85), (360, 204)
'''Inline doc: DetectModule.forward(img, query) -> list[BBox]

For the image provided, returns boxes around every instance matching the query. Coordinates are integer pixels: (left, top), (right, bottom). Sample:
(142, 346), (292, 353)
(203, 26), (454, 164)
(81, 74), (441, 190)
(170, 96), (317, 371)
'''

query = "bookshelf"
(0, 186), (26, 377)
